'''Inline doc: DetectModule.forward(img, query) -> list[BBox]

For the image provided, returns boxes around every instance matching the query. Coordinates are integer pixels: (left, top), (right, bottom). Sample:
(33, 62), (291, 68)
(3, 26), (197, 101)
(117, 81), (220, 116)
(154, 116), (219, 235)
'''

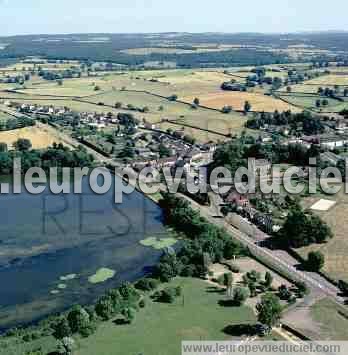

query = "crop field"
(278, 84), (328, 94)
(183, 91), (301, 112)
(305, 74), (348, 86)
(0, 124), (67, 149)
(298, 187), (348, 282)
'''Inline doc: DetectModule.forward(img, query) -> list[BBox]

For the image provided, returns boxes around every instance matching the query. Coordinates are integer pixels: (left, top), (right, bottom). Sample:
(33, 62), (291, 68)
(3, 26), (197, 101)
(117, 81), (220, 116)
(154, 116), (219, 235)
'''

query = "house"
(320, 152), (344, 165)
(225, 191), (250, 208)
(319, 134), (348, 150)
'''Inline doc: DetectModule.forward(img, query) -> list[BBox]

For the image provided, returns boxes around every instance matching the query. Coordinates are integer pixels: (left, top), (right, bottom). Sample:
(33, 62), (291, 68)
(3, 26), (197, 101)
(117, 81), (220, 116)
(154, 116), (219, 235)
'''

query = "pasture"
(298, 187), (348, 282)
(183, 91), (301, 112)
(276, 94), (340, 111)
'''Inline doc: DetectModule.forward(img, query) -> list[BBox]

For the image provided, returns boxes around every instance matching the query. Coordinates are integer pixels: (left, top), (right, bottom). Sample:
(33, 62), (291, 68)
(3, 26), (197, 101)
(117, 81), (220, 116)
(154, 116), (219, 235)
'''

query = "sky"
(0, 0), (347, 36)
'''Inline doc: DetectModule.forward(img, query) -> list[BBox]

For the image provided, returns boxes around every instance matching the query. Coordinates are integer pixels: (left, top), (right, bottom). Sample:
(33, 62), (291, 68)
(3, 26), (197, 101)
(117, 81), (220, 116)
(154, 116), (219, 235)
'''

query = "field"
(0, 123), (68, 149)
(0, 277), (257, 355)
(0, 69), (252, 143)
(305, 74), (348, 86)
(298, 187), (348, 282)
(74, 277), (256, 355)
(310, 298), (348, 340)
(183, 92), (301, 112)
(276, 94), (340, 111)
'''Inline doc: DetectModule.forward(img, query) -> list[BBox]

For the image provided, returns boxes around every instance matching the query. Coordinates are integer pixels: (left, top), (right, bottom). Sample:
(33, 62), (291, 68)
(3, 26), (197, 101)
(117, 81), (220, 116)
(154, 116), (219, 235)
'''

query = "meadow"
(298, 188), (348, 282)
(183, 91), (301, 113)
(74, 277), (256, 355)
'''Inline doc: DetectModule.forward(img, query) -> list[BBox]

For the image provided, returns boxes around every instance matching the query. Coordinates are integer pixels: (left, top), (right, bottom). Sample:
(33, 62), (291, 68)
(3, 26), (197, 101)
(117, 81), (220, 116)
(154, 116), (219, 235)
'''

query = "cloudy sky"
(0, 0), (347, 36)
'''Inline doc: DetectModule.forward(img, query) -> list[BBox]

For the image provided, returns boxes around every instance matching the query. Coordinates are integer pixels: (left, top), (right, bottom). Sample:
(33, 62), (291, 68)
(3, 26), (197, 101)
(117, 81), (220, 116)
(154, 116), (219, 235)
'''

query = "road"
(182, 194), (343, 304)
(36, 120), (344, 305)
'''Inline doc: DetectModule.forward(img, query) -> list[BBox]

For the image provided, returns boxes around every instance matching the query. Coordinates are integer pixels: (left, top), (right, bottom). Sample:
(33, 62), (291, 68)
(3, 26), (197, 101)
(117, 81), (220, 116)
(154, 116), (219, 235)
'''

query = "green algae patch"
(139, 237), (177, 250)
(88, 268), (116, 284)
(60, 274), (77, 281)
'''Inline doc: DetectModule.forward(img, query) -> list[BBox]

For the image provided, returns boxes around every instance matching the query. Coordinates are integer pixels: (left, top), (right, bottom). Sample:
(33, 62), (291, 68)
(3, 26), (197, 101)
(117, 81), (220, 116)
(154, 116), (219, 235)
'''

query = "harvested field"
(183, 92), (301, 112)
(0, 124), (69, 149)
(306, 74), (348, 86)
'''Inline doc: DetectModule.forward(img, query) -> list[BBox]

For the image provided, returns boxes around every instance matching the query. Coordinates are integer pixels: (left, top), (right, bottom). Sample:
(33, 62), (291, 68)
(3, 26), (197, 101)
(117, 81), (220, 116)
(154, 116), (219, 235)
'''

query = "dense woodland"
(2, 32), (348, 67)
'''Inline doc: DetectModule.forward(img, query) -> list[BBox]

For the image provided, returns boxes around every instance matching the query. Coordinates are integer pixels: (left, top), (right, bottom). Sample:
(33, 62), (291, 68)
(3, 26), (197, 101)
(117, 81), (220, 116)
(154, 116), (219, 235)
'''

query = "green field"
(277, 94), (341, 111)
(0, 277), (256, 355)
(74, 277), (256, 355)
(310, 298), (348, 340)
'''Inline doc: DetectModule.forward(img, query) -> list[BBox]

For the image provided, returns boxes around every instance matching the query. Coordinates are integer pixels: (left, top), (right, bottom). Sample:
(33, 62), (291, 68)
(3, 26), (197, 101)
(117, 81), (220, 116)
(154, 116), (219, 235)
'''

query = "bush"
(229, 264), (240, 273)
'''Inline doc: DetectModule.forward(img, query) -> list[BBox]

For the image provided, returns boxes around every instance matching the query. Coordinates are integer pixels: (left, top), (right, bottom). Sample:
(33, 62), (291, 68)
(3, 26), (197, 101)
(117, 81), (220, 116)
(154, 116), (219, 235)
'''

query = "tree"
(67, 305), (92, 337)
(264, 272), (273, 289)
(168, 94), (178, 101)
(159, 143), (171, 158)
(306, 251), (325, 272)
(115, 102), (122, 109)
(281, 205), (332, 248)
(0, 143), (7, 152)
(296, 281), (309, 298)
(224, 273), (233, 297)
(338, 280), (348, 296)
(193, 97), (200, 105)
(52, 317), (72, 340)
(233, 287), (249, 306)
(278, 285), (292, 301)
(59, 337), (75, 355)
(286, 86), (292, 93)
(122, 307), (136, 324)
(316, 99), (321, 108)
(14, 138), (32, 151)
(244, 101), (252, 114)
(95, 297), (114, 320)
(221, 105), (232, 114)
(256, 293), (282, 329)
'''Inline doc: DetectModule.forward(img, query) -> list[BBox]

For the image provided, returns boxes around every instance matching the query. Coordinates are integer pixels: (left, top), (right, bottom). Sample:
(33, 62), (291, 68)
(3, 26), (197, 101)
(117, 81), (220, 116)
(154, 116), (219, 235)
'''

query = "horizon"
(1, 0), (348, 36)
(1, 30), (348, 38)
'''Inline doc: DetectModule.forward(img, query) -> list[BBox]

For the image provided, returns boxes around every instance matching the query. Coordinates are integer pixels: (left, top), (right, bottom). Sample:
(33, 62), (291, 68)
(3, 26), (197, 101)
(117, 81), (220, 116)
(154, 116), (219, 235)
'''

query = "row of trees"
(0, 140), (95, 174)
(157, 194), (247, 281)
(246, 110), (325, 135)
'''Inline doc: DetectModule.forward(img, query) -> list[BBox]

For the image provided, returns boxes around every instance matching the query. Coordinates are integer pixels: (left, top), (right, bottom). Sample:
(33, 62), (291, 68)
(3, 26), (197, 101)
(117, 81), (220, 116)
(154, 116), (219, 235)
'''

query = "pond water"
(0, 175), (166, 330)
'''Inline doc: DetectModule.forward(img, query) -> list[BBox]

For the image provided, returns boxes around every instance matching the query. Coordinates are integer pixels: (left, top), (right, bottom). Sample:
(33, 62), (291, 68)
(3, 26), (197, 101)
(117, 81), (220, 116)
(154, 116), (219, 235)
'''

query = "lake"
(0, 175), (167, 330)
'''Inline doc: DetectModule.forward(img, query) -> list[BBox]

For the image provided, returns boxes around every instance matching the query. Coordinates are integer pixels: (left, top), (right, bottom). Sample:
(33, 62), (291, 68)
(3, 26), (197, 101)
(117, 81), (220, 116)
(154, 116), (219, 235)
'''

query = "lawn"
(0, 277), (256, 355)
(74, 277), (256, 355)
